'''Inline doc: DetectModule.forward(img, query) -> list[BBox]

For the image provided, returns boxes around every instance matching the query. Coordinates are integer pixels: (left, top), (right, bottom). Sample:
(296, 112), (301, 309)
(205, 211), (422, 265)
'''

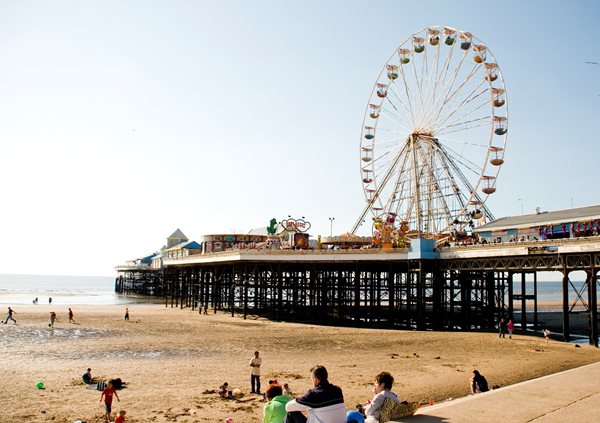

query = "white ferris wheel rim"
(355, 25), (508, 237)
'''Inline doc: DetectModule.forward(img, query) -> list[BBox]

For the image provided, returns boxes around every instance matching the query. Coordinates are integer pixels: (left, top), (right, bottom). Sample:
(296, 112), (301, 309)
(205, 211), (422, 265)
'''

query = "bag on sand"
(109, 378), (123, 389)
(379, 398), (419, 422)
(96, 380), (106, 391)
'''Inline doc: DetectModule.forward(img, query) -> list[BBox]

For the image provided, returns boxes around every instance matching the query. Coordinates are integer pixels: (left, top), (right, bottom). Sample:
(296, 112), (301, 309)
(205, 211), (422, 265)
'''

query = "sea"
(0, 273), (586, 307)
(0, 273), (154, 306)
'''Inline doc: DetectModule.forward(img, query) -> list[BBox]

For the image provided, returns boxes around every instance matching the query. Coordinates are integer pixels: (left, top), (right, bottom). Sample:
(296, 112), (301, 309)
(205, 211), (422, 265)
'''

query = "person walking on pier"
(507, 319), (515, 339)
(3, 307), (16, 324)
(498, 317), (507, 338)
(249, 350), (262, 394)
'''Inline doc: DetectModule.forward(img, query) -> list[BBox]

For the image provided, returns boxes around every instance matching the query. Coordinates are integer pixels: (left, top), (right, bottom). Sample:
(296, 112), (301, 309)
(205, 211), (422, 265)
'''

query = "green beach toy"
(36, 381), (44, 389)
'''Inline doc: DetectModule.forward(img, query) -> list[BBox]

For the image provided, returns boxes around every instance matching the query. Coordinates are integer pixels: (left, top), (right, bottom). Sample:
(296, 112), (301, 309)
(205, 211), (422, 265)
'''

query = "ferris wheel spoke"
(435, 82), (488, 129)
(437, 144), (483, 199)
(398, 62), (417, 127)
(385, 88), (416, 132)
(426, 49), (467, 129)
(368, 143), (409, 209)
(410, 53), (426, 123)
(421, 43), (442, 126)
(437, 144), (482, 176)
(385, 83), (413, 119)
(432, 62), (482, 129)
(437, 119), (490, 136)
(414, 143), (445, 232)
(383, 151), (411, 213)
(435, 135), (489, 149)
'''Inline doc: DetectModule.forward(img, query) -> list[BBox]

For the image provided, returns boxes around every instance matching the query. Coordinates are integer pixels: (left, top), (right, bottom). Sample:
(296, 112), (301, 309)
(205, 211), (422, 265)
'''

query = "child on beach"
(543, 329), (551, 342)
(283, 383), (292, 397)
(219, 382), (229, 398)
(99, 381), (120, 422)
(114, 409), (126, 423)
(124, 307), (129, 321)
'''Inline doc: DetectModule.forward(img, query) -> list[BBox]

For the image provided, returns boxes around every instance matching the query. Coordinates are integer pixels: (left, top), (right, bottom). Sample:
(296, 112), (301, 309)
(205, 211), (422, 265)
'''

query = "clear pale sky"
(0, 0), (598, 276)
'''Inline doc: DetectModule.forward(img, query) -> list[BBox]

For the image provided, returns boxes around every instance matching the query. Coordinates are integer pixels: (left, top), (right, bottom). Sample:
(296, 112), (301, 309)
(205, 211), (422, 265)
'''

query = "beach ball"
(36, 382), (44, 389)
(346, 410), (364, 423)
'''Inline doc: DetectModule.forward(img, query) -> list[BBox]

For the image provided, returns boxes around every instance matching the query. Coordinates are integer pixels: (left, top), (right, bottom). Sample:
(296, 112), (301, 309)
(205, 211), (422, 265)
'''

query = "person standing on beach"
(49, 297), (52, 305)
(249, 351), (262, 394)
(498, 317), (507, 338)
(68, 308), (75, 324)
(507, 319), (515, 339)
(3, 307), (16, 324)
(99, 381), (120, 422)
(49, 311), (57, 328)
(124, 307), (129, 321)
(285, 365), (346, 423)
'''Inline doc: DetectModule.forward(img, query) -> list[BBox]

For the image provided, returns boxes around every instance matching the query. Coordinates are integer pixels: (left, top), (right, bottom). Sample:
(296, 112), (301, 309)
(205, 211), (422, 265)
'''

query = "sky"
(0, 0), (599, 276)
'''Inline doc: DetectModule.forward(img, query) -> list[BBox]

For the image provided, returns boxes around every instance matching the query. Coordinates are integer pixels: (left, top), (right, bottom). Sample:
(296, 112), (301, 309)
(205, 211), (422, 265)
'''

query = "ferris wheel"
(352, 26), (508, 240)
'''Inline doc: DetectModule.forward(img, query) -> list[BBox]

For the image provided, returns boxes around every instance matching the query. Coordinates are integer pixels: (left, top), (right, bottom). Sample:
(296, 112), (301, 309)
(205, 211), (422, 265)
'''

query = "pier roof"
(165, 240), (201, 252)
(168, 228), (188, 240)
(474, 204), (600, 232)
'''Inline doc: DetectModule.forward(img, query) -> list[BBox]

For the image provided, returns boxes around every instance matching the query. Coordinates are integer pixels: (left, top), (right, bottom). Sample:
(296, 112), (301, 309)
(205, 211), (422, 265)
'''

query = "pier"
(116, 236), (600, 346)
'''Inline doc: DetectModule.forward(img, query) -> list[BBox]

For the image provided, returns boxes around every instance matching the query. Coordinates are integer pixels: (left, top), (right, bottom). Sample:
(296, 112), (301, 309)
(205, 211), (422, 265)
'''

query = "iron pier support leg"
(562, 270), (570, 342)
(521, 272), (527, 331)
(588, 270), (598, 347)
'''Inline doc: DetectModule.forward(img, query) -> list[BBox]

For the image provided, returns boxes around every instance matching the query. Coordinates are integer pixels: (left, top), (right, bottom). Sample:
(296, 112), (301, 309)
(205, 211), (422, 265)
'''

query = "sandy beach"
(1, 304), (599, 423)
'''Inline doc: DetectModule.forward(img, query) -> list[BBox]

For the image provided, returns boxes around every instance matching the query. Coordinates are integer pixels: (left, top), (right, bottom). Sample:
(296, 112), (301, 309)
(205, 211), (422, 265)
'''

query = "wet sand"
(1, 304), (599, 422)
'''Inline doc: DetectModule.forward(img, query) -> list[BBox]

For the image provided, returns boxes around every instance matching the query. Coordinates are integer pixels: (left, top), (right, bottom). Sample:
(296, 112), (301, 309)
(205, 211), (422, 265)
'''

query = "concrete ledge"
(391, 362), (600, 422)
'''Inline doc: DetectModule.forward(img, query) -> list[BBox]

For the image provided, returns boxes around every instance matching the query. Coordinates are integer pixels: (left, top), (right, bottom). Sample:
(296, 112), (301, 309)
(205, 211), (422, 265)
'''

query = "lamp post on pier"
(328, 217), (335, 237)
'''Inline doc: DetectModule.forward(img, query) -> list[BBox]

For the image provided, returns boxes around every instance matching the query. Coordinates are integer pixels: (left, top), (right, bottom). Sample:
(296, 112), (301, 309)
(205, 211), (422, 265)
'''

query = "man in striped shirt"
(285, 365), (346, 423)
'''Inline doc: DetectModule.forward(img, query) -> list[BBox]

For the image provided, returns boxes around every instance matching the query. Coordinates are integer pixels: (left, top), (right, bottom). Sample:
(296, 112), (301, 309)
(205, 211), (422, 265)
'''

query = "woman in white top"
(364, 371), (401, 422)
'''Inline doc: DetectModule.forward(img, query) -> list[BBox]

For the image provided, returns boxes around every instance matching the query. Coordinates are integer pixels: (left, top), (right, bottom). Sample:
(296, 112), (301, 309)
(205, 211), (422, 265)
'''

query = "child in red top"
(115, 409), (126, 423)
(99, 381), (120, 422)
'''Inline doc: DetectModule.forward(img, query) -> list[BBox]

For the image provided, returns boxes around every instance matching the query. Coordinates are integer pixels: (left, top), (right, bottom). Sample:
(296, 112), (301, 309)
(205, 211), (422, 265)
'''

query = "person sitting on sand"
(364, 371), (401, 423)
(470, 370), (489, 394)
(283, 383), (292, 397)
(82, 368), (93, 384)
(285, 365), (345, 423)
(115, 409), (126, 423)
(219, 382), (229, 398)
(263, 383), (291, 423)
